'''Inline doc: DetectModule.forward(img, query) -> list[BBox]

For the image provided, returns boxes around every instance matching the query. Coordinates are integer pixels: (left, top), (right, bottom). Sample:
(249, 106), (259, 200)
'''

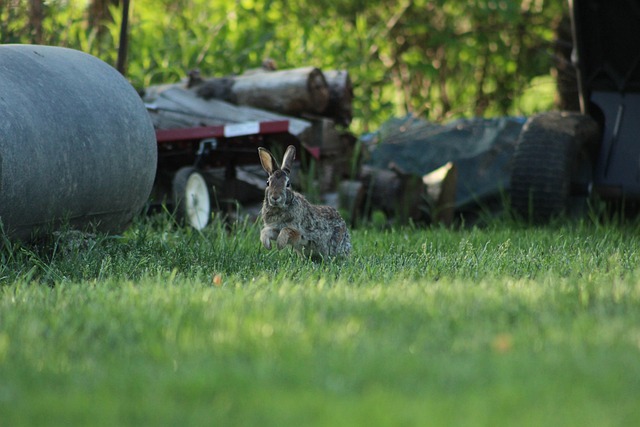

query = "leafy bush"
(2, 0), (565, 132)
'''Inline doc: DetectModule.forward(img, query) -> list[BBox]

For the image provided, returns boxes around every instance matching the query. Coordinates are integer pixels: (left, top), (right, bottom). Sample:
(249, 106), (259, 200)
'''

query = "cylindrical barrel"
(0, 45), (157, 240)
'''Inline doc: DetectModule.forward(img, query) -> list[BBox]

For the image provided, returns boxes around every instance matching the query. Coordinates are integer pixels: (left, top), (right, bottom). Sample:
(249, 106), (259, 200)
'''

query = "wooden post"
(116, 0), (130, 76)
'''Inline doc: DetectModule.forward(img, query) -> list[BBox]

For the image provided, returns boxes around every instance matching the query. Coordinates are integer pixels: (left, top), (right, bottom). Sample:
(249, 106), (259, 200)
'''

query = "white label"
(223, 121), (261, 137)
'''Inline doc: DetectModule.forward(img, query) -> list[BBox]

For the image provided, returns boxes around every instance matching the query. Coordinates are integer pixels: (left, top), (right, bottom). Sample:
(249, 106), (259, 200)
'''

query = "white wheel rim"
(184, 173), (210, 230)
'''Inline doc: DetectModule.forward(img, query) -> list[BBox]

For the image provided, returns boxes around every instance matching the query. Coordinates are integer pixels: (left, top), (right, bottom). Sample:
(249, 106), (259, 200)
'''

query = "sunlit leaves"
(3, 0), (564, 131)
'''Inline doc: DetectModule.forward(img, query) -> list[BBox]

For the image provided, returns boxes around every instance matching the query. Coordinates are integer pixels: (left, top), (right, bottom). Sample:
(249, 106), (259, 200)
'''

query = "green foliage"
(2, 0), (565, 132)
(2, 217), (640, 425)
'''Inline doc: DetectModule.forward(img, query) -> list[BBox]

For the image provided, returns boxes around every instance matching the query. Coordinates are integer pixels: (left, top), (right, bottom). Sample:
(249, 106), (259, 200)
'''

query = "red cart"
(152, 120), (312, 229)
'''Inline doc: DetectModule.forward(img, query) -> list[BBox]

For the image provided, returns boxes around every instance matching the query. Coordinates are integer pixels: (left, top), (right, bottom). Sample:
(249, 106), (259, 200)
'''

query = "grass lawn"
(1, 216), (639, 426)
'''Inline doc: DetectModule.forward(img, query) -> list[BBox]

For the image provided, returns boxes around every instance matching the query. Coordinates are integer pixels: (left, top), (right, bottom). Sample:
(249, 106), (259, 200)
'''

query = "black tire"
(172, 167), (211, 230)
(510, 112), (600, 222)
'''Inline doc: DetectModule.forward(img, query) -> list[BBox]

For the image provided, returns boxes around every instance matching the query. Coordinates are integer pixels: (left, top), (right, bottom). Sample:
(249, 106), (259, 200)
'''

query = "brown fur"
(258, 145), (351, 260)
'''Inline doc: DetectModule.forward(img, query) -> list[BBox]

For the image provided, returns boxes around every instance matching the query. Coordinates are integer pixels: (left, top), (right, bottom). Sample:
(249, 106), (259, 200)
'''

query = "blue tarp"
(363, 115), (526, 212)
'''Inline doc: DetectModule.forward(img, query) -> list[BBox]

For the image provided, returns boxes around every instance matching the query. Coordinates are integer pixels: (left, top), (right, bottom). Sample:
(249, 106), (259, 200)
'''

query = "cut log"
(342, 162), (459, 226)
(197, 66), (330, 117)
(148, 66), (353, 126)
(233, 66), (329, 115)
(338, 180), (366, 227)
(322, 70), (353, 126)
(355, 165), (425, 224)
(422, 162), (458, 226)
(193, 76), (235, 100)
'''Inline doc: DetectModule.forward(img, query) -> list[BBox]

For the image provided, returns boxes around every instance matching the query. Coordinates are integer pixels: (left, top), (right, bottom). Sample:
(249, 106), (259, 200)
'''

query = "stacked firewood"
(143, 65), (356, 193)
(192, 66), (353, 127)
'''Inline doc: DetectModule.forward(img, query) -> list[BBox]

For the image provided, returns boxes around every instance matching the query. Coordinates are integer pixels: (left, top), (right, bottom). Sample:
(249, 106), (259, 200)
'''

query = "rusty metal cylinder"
(0, 45), (157, 240)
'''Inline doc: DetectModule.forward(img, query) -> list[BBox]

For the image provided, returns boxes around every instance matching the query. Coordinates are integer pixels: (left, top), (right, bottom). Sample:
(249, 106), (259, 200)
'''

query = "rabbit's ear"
(258, 147), (278, 174)
(281, 145), (296, 174)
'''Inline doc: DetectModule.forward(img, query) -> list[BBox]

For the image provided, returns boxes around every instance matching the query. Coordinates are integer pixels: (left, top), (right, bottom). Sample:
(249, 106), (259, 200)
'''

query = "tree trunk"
(29, 0), (44, 44)
(89, 0), (119, 31)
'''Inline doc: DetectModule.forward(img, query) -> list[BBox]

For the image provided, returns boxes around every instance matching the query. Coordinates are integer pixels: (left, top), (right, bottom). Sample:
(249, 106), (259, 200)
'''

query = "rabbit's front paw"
(277, 227), (302, 250)
(260, 227), (278, 250)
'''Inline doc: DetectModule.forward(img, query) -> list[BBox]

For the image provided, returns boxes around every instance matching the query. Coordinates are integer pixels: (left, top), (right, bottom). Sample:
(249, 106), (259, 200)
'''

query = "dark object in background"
(345, 115), (524, 225)
(0, 45), (157, 240)
(510, 0), (640, 221)
(143, 68), (356, 229)
(510, 112), (599, 222)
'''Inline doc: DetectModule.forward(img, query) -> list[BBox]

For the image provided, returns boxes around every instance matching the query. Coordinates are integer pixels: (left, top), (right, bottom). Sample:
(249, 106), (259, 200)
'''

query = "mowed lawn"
(1, 217), (639, 426)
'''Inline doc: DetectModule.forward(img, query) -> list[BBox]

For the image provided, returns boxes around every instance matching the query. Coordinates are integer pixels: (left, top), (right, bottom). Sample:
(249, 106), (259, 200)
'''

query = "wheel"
(510, 112), (600, 222)
(172, 167), (211, 230)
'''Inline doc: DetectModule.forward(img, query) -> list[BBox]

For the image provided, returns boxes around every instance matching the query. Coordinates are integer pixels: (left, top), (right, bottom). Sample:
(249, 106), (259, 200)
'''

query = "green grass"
(1, 215), (640, 426)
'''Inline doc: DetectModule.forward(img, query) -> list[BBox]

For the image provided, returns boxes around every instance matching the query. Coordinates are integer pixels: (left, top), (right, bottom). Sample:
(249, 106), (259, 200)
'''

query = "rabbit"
(258, 145), (351, 260)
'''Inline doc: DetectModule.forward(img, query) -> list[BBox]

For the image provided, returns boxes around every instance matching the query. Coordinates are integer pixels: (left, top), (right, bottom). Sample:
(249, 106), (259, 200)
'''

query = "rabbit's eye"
(286, 180), (291, 188)
(266, 179), (270, 186)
